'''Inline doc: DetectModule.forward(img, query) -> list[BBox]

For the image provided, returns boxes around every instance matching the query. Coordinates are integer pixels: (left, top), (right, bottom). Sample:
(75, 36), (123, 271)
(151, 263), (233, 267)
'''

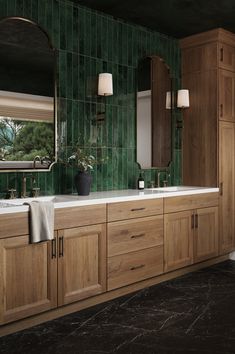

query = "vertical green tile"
(0, 1), (181, 195)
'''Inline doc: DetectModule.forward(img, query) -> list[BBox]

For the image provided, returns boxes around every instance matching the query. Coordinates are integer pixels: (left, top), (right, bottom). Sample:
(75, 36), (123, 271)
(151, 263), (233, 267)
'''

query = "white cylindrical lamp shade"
(177, 89), (189, 108)
(166, 91), (171, 109)
(98, 73), (113, 96)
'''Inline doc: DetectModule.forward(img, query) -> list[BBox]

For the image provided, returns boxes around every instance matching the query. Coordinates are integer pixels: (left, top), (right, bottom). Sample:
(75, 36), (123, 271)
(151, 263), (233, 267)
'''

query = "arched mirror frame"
(136, 55), (173, 169)
(0, 16), (57, 172)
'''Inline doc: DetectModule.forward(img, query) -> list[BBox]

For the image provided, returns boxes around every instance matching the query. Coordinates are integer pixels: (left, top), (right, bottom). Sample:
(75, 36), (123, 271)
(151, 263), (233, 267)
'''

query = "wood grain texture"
(164, 210), (193, 272)
(55, 205), (106, 229)
(58, 224), (106, 306)
(108, 246), (163, 290)
(218, 43), (235, 72)
(219, 69), (235, 121)
(0, 212), (29, 239)
(193, 207), (219, 263)
(107, 198), (163, 222)
(164, 193), (219, 214)
(182, 70), (218, 187)
(108, 215), (163, 257)
(0, 235), (57, 325)
(219, 121), (235, 254)
(180, 28), (235, 50)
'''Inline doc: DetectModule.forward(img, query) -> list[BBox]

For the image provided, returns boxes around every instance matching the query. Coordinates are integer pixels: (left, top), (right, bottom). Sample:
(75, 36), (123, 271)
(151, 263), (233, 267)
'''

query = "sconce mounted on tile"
(177, 89), (190, 108)
(95, 73), (113, 124)
(176, 89), (190, 129)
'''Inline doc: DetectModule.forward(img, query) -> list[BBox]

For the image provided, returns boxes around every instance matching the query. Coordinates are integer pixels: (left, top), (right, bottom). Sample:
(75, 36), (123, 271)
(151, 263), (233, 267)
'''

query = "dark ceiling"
(73, 0), (235, 38)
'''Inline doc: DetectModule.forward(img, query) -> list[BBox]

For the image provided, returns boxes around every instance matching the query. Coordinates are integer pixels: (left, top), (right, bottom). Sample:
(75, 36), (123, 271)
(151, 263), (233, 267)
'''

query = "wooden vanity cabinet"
(0, 234), (57, 325)
(0, 205), (107, 325)
(164, 195), (219, 272)
(180, 28), (235, 255)
(58, 224), (106, 306)
(107, 199), (164, 290)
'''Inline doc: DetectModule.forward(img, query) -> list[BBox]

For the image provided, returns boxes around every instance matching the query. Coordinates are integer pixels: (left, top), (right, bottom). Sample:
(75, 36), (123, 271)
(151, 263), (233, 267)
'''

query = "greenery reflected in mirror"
(0, 17), (56, 171)
(137, 55), (172, 169)
(0, 118), (53, 162)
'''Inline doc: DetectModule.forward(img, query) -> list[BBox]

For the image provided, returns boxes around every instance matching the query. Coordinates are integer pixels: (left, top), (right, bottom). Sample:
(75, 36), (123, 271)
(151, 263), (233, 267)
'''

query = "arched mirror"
(0, 17), (56, 171)
(137, 56), (172, 168)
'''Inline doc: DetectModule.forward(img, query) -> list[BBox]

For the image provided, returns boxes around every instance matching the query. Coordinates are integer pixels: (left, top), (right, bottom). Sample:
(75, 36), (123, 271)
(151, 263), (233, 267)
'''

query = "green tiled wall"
(0, 0), (181, 196)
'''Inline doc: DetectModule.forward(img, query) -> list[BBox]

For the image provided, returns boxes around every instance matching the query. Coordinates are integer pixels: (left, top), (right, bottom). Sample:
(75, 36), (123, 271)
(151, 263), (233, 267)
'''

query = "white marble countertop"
(0, 186), (219, 215)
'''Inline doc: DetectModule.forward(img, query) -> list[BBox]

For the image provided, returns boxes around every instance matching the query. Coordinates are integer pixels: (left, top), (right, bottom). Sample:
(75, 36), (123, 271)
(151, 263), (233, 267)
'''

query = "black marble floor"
(1, 260), (235, 354)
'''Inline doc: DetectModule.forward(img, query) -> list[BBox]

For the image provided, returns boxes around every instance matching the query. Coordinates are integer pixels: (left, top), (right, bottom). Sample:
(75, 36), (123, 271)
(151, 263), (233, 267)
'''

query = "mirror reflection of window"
(0, 17), (55, 170)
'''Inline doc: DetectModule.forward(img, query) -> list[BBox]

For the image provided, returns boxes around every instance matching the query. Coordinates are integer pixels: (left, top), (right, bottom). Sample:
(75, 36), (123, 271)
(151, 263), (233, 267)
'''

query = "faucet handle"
(31, 187), (40, 198)
(7, 188), (17, 199)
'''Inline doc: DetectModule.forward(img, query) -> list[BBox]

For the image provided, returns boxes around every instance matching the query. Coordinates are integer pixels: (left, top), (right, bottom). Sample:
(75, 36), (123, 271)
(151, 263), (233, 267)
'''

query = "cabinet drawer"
(164, 193), (219, 214)
(55, 204), (106, 229)
(0, 212), (29, 239)
(107, 246), (163, 290)
(108, 215), (163, 257)
(107, 199), (163, 222)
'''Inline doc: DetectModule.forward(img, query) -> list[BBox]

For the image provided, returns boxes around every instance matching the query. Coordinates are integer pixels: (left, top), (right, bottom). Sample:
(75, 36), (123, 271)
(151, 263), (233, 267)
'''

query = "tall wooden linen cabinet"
(180, 29), (235, 255)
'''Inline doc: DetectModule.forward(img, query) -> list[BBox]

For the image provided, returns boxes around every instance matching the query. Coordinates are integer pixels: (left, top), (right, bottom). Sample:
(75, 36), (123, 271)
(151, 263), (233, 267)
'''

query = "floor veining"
(1, 260), (235, 354)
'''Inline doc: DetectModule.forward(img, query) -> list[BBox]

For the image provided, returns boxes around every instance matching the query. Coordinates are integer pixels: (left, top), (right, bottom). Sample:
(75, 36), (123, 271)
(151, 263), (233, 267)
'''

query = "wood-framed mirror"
(0, 17), (57, 171)
(136, 55), (172, 169)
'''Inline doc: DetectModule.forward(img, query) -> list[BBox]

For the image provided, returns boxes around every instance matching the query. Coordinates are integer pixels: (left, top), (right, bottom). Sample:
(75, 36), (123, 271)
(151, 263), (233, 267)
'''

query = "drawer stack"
(107, 199), (164, 290)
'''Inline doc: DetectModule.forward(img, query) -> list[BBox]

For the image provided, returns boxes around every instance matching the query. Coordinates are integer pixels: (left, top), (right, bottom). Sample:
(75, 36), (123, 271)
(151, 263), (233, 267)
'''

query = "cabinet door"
(58, 224), (106, 306)
(218, 43), (235, 71)
(164, 211), (193, 272)
(219, 69), (235, 122)
(219, 121), (235, 254)
(0, 236), (57, 324)
(193, 207), (219, 263)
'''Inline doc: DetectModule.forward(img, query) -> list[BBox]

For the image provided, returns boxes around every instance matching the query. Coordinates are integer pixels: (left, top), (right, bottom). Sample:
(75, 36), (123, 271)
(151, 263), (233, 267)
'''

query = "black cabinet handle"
(51, 238), (56, 259)
(220, 104), (223, 117)
(130, 264), (145, 271)
(131, 233), (145, 239)
(220, 47), (224, 61)
(59, 236), (64, 257)
(195, 214), (198, 229)
(191, 214), (195, 229)
(131, 207), (145, 212)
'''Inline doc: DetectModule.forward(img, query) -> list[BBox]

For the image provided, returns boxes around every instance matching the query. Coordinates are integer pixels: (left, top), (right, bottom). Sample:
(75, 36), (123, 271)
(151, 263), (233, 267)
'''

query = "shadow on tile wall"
(0, 0), (181, 196)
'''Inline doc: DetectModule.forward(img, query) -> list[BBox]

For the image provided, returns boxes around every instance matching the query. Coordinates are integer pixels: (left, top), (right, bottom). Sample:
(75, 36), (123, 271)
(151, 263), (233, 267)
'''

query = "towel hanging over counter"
(24, 201), (54, 243)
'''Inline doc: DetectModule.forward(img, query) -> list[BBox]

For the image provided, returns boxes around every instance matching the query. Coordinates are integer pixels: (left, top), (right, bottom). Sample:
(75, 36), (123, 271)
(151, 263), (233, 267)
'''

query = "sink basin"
(147, 186), (200, 192)
(0, 195), (80, 208)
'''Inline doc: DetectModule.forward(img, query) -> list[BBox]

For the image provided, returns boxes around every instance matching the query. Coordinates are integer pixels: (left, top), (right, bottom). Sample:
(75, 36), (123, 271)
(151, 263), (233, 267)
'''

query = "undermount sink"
(0, 195), (75, 207)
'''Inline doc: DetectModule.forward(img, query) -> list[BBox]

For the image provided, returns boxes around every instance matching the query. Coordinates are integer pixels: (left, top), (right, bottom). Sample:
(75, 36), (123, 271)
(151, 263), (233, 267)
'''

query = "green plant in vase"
(68, 147), (97, 196)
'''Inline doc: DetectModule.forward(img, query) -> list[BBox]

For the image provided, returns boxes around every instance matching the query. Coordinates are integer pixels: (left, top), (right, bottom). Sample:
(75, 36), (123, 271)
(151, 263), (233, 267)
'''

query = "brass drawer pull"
(51, 238), (56, 259)
(130, 264), (145, 271)
(59, 236), (64, 257)
(131, 233), (145, 239)
(131, 207), (145, 212)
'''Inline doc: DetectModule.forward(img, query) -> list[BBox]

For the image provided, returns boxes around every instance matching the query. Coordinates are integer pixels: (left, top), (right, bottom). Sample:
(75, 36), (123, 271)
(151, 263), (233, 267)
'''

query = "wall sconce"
(176, 89), (190, 129)
(177, 89), (190, 108)
(95, 73), (113, 124)
(166, 91), (174, 109)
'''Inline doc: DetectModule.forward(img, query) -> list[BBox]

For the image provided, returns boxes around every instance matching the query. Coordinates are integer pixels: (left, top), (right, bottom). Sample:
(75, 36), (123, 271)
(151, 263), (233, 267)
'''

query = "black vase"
(74, 171), (92, 196)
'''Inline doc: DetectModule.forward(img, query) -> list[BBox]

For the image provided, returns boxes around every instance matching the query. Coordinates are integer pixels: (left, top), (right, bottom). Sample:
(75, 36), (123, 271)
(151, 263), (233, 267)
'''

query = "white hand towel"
(24, 201), (54, 243)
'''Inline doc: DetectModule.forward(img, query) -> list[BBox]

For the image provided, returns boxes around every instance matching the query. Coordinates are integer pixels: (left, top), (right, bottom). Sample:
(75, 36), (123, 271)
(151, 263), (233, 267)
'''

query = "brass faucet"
(33, 155), (41, 169)
(157, 172), (161, 188)
(21, 175), (36, 198)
